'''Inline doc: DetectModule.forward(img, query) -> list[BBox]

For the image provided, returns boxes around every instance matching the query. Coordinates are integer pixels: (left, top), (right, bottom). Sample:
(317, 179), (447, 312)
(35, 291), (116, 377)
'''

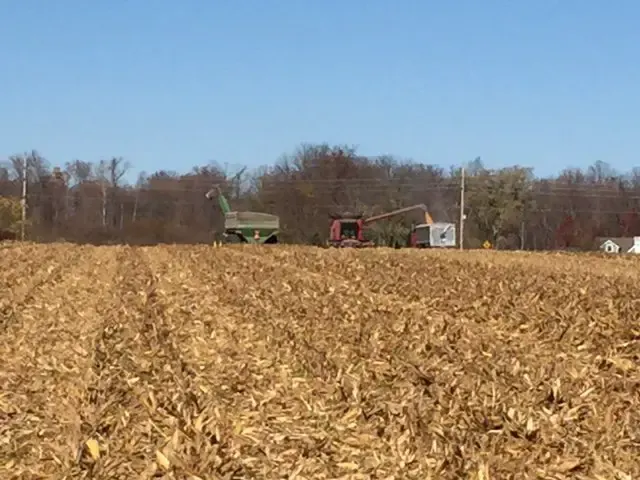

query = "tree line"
(1, 144), (638, 249)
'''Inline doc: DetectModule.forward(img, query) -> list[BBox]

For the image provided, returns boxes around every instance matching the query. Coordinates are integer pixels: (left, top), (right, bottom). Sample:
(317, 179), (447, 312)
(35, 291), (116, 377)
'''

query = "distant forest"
(1, 143), (638, 249)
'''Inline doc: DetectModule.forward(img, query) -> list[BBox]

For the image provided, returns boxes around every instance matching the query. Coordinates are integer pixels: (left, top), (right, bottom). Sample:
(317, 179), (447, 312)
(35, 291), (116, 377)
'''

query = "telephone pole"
(459, 166), (465, 250)
(20, 155), (28, 241)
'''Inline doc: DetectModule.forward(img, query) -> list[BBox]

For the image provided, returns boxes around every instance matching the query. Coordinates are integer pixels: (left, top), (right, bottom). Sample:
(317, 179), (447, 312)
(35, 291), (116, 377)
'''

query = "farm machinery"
(328, 203), (456, 248)
(408, 219), (456, 248)
(205, 186), (280, 244)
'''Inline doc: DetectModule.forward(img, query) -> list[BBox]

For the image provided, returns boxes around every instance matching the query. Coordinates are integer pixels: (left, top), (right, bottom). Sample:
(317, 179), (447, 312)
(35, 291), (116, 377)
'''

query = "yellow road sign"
(483, 240), (492, 249)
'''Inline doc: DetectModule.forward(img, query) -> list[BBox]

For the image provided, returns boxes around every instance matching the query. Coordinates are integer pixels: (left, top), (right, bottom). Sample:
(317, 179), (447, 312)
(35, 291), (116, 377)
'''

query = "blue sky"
(1, 1), (639, 181)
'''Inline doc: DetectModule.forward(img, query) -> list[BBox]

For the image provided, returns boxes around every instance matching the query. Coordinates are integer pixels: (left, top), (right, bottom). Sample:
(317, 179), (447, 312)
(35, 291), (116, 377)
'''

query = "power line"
(8, 175), (640, 204)
(4, 173), (640, 195)
(10, 190), (640, 207)
(15, 192), (640, 216)
(13, 186), (640, 201)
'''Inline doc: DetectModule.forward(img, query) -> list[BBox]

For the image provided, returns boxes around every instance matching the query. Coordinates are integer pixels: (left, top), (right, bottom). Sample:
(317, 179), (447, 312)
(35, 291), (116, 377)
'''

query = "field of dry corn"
(0, 243), (639, 479)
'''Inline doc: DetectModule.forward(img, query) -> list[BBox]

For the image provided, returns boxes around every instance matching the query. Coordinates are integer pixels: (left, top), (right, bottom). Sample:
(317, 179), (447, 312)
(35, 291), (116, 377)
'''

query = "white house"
(596, 237), (640, 254)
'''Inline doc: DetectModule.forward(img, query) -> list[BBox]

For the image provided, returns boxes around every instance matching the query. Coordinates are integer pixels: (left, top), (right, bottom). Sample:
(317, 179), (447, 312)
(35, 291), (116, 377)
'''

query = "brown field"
(0, 244), (639, 479)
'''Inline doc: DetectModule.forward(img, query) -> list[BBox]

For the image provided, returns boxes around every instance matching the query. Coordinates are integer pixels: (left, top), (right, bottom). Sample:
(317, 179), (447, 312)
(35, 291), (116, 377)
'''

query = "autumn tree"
(2, 143), (640, 249)
(0, 196), (22, 239)
(464, 162), (535, 248)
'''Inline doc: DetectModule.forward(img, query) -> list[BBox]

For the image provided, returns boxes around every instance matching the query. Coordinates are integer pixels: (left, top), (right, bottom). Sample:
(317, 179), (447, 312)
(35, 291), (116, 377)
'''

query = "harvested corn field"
(0, 244), (639, 479)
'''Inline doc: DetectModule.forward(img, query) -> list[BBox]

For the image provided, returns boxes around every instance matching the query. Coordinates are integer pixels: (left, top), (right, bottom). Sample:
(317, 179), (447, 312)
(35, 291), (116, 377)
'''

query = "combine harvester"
(205, 186), (280, 244)
(328, 204), (456, 248)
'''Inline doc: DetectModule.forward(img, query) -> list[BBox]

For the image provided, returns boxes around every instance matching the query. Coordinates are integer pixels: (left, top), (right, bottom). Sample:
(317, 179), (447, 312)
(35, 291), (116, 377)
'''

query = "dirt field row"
(0, 244), (638, 479)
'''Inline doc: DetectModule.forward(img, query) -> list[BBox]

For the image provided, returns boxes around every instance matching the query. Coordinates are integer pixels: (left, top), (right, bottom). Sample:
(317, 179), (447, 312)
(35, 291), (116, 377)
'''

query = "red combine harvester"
(328, 204), (435, 248)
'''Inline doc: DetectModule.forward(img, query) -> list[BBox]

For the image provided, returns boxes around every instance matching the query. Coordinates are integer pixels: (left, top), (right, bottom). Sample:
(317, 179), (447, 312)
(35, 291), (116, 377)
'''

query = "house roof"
(596, 237), (634, 251)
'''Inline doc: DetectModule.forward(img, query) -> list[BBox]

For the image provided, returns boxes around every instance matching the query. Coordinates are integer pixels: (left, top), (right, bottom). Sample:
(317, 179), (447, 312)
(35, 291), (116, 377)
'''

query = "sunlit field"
(0, 244), (638, 479)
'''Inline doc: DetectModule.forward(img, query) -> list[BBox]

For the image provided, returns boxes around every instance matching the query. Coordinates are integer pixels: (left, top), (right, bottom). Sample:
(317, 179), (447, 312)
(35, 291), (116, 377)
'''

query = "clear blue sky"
(1, 0), (639, 181)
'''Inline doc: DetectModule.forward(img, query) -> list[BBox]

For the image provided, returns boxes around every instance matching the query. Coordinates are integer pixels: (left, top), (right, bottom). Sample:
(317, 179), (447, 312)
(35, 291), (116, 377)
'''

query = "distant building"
(595, 236), (640, 254)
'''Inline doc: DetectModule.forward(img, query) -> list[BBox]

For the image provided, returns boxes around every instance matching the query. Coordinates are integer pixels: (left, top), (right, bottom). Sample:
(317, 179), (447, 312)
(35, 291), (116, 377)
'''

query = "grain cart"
(328, 204), (437, 248)
(205, 186), (280, 244)
(409, 222), (456, 248)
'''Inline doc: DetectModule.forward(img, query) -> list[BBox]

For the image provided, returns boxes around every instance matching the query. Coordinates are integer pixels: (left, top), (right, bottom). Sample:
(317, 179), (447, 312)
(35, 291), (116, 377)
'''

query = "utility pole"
(459, 166), (465, 250)
(520, 184), (532, 250)
(20, 155), (28, 241)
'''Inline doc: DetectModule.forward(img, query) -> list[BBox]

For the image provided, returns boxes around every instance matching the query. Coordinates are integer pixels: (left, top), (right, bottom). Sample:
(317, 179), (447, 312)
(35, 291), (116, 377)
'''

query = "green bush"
(0, 196), (23, 234)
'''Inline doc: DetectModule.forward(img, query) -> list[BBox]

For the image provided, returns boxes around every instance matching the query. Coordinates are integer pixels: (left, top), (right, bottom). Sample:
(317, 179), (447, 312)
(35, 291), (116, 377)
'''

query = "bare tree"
(94, 157), (130, 228)
(65, 160), (93, 186)
(132, 171), (148, 224)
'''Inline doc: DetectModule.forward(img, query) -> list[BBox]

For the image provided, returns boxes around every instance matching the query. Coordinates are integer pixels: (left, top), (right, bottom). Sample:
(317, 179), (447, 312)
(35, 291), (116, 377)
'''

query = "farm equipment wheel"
(222, 233), (243, 244)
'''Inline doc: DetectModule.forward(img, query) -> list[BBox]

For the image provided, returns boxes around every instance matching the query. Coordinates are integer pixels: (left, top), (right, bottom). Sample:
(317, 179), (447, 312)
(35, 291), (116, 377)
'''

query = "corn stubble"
(0, 243), (638, 479)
